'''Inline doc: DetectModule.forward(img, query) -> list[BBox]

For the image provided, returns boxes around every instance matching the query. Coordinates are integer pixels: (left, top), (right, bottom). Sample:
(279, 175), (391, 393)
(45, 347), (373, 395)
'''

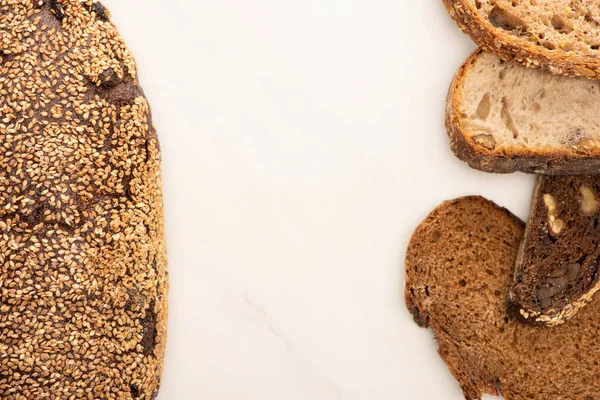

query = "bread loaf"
(447, 50), (600, 174)
(405, 196), (600, 400)
(0, 1), (167, 399)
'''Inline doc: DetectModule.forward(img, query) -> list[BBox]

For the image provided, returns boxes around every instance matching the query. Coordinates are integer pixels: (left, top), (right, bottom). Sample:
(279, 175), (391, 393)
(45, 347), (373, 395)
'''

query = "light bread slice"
(508, 175), (600, 326)
(443, 0), (600, 77)
(405, 196), (600, 400)
(447, 50), (600, 174)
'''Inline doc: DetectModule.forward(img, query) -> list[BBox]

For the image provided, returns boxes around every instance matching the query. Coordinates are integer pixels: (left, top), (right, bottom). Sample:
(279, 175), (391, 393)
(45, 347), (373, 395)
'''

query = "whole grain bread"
(443, 0), (600, 77)
(405, 196), (600, 400)
(507, 175), (600, 326)
(0, 1), (167, 399)
(447, 49), (600, 174)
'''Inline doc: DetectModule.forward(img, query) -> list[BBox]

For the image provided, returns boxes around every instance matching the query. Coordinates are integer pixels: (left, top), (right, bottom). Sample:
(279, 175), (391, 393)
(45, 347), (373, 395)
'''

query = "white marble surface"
(103, 0), (536, 398)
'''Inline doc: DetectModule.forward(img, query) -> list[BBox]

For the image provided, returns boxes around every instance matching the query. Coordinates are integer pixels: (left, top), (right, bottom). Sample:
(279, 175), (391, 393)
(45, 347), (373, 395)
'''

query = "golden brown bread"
(443, 0), (600, 77)
(405, 196), (600, 400)
(0, 1), (167, 399)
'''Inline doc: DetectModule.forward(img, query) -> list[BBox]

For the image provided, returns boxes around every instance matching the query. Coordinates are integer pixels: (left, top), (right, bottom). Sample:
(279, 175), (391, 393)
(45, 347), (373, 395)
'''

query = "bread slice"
(443, 0), (600, 77)
(447, 49), (600, 174)
(507, 175), (600, 326)
(405, 196), (600, 400)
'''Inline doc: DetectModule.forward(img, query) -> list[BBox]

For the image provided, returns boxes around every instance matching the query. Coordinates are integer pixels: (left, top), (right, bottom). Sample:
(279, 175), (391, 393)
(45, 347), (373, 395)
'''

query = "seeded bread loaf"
(447, 49), (600, 174)
(0, 1), (167, 399)
(443, 0), (600, 77)
(405, 196), (600, 400)
(507, 175), (600, 326)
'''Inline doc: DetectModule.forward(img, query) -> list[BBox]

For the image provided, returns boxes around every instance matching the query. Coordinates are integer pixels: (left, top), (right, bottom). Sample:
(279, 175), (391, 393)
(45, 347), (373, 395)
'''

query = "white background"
(102, 0), (537, 398)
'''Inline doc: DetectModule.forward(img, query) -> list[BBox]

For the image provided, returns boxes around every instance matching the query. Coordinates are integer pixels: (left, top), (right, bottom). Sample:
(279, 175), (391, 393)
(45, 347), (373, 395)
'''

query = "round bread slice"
(405, 196), (600, 400)
(447, 49), (600, 174)
(443, 0), (600, 77)
(0, 1), (167, 399)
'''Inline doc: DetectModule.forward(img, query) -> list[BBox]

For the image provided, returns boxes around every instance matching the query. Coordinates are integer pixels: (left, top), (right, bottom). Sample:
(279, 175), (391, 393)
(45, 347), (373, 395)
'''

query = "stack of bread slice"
(405, 2), (600, 399)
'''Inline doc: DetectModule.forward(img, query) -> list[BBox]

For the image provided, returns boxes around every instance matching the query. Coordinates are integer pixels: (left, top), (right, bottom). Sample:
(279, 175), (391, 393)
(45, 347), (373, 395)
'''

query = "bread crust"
(442, 0), (600, 78)
(446, 49), (600, 175)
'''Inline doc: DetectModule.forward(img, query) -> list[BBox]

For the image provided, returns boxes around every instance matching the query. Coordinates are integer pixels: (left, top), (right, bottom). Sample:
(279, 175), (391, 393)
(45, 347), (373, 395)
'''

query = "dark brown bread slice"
(508, 175), (600, 326)
(0, 1), (167, 399)
(443, 0), (600, 78)
(447, 49), (600, 175)
(405, 196), (600, 400)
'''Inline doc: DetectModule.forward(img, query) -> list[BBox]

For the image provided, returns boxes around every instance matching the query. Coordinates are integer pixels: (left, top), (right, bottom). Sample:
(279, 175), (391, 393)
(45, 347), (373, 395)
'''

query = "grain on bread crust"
(0, 1), (167, 399)
(508, 176), (600, 326)
(405, 196), (600, 400)
(443, 0), (600, 78)
(447, 49), (600, 175)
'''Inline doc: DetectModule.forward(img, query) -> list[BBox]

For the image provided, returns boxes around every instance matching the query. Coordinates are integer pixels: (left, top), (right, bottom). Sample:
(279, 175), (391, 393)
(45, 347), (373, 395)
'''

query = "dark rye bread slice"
(405, 196), (600, 400)
(508, 175), (600, 326)
(443, 0), (600, 78)
(447, 49), (600, 174)
(0, 1), (167, 399)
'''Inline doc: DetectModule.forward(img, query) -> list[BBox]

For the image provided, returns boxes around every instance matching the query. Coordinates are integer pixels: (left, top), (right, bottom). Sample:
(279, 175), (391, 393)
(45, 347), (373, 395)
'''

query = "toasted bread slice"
(405, 196), (600, 400)
(447, 50), (600, 174)
(508, 175), (600, 326)
(443, 0), (600, 77)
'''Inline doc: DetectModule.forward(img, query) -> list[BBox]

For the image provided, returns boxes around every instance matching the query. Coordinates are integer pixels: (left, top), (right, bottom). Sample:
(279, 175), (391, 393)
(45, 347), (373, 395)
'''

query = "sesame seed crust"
(0, 1), (167, 399)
